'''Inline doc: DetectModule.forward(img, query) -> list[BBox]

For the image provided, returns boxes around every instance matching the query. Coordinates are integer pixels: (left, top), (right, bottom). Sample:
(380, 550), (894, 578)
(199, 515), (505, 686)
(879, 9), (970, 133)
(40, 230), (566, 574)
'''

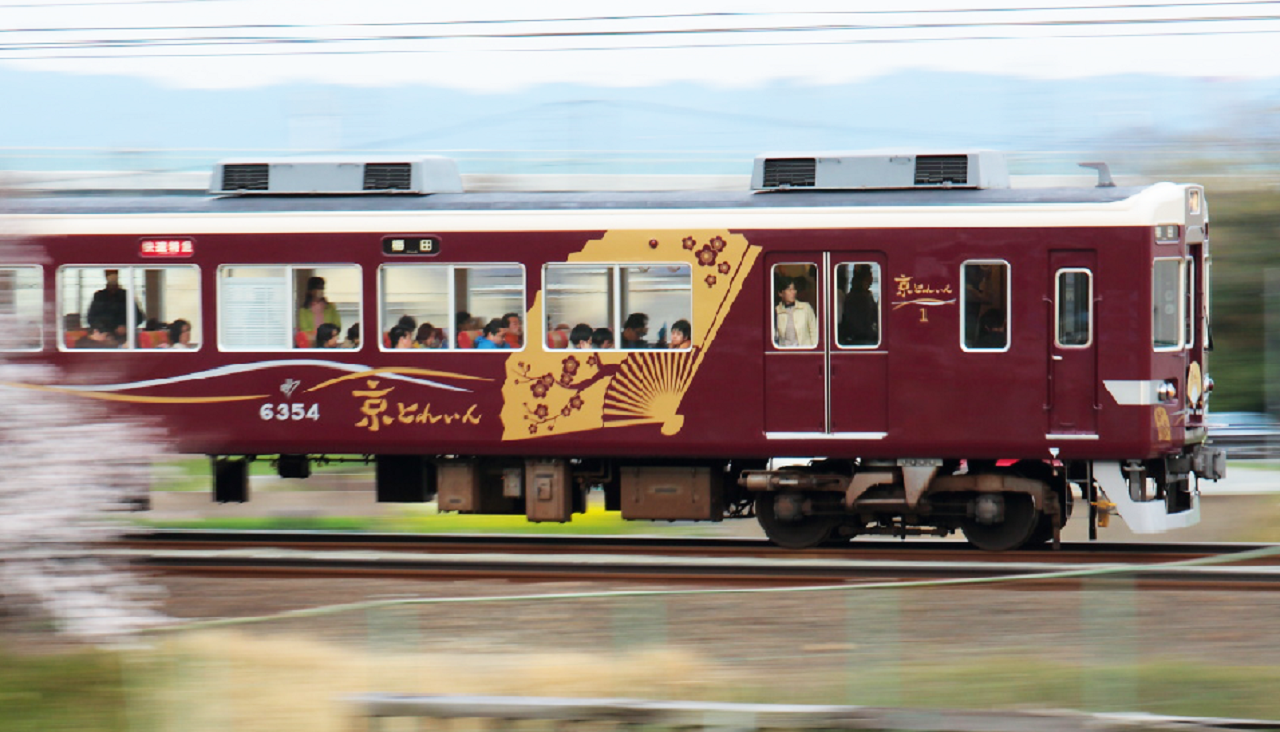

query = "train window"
(544, 263), (692, 350)
(0, 266), (43, 351)
(379, 264), (524, 350)
(772, 263), (819, 349)
(218, 265), (360, 350)
(1153, 258), (1183, 350)
(962, 261), (1009, 351)
(834, 262), (880, 348)
(58, 265), (200, 351)
(621, 264), (692, 350)
(1184, 258), (1195, 349)
(1055, 269), (1092, 348)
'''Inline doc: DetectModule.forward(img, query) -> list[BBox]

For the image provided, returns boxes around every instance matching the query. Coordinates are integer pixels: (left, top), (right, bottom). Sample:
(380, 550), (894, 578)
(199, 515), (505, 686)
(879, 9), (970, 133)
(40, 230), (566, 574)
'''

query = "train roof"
(0, 184), (1172, 216)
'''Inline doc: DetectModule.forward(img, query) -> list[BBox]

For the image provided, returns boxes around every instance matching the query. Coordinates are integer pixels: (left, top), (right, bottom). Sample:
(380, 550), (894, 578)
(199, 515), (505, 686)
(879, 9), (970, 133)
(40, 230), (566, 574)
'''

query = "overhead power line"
(2, 24), (1279, 60)
(2, 1), (1280, 34)
(2, 11), (1280, 52)
(2, 5), (1279, 58)
(3, 0), (1280, 19)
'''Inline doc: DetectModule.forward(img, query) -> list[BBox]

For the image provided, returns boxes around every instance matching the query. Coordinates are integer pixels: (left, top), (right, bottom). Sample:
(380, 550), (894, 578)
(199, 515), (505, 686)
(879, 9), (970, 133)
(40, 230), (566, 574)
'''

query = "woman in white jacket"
(774, 275), (818, 348)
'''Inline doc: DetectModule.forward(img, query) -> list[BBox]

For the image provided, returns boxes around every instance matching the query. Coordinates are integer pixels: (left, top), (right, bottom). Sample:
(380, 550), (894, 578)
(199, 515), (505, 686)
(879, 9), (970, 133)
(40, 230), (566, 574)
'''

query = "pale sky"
(3, 0), (1280, 90)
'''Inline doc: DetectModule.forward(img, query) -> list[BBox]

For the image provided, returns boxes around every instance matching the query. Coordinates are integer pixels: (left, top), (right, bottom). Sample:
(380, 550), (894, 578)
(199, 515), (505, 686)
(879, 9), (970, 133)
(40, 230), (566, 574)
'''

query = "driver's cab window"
(772, 263), (819, 349)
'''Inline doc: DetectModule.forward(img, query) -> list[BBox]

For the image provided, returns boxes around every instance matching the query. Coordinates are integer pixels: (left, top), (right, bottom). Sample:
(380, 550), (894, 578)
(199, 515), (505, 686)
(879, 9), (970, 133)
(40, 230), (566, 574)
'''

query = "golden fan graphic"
(499, 229), (760, 441)
(602, 349), (699, 436)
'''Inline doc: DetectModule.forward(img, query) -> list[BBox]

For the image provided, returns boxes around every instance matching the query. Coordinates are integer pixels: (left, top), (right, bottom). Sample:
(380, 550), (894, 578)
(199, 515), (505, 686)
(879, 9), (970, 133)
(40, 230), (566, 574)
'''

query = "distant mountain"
(1, 65), (1276, 174)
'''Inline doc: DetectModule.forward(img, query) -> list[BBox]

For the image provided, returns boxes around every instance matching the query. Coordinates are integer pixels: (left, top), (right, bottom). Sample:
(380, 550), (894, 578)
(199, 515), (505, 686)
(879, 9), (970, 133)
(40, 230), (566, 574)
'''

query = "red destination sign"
(139, 238), (195, 258)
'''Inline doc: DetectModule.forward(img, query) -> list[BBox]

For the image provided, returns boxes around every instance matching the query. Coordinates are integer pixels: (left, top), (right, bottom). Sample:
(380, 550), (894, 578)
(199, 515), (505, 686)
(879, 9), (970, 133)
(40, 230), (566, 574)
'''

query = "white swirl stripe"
(49, 360), (472, 394)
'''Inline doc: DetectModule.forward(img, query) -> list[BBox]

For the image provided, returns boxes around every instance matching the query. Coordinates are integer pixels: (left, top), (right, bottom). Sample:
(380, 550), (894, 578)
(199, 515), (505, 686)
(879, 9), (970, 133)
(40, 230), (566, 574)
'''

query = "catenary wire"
(1, 11), (1279, 54)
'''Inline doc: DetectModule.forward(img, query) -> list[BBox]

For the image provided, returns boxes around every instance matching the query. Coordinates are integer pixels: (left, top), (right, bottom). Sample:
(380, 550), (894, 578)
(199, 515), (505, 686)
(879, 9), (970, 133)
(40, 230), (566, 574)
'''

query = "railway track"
(115, 531), (1280, 590)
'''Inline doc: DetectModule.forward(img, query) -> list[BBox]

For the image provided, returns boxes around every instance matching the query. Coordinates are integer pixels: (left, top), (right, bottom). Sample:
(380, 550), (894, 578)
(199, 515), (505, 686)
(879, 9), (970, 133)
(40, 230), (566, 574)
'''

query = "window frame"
(832, 260), (882, 350)
(57, 264), (202, 353)
(1053, 267), (1093, 349)
(770, 261), (821, 351)
(0, 265), (44, 353)
(542, 261), (691, 351)
(1152, 257), (1185, 352)
(1184, 256), (1195, 351)
(216, 263), (361, 353)
(960, 259), (1011, 353)
(377, 262), (526, 353)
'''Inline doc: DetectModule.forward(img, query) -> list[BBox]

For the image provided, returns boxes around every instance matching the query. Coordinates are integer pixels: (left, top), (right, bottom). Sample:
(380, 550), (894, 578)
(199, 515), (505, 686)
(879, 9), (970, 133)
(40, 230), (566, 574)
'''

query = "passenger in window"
(476, 319), (509, 349)
(975, 308), (1007, 349)
(838, 264), (879, 346)
(503, 312), (524, 348)
(397, 315), (417, 332)
(75, 320), (117, 349)
(591, 327), (614, 349)
(344, 324), (361, 349)
(570, 323), (594, 349)
(298, 277), (341, 333)
(415, 324), (443, 349)
(87, 269), (144, 341)
(621, 313), (649, 349)
(389, 326), (413, 349)
(775, 275), (817, 348)
(314, 323), (341, 349)
(668, 319), (692, 349)
(166, 319), (193, 349)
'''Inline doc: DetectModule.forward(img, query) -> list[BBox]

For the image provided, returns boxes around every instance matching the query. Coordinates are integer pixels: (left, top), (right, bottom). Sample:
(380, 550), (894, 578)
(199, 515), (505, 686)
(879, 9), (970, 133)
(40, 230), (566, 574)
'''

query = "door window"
(834, 262), (881, 348)
(771, 263), (819, 349)
(1055, 269), (1092, 348)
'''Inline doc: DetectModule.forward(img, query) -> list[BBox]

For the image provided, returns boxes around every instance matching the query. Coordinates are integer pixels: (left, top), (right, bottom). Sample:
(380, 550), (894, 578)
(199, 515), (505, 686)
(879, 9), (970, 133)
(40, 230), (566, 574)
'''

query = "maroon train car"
(0, 151), (1225, 550)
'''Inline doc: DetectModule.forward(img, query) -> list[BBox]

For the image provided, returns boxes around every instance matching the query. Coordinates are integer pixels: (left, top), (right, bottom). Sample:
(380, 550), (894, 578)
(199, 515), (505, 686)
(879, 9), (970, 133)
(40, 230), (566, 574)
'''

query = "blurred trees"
(1205, 187), (1280, 413)
(0, 238), (168, 640)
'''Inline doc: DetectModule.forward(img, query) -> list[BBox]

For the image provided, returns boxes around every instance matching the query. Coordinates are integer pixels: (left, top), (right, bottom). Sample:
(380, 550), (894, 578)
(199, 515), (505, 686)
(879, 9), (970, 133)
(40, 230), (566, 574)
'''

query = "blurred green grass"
(6, 646), (1280, 730)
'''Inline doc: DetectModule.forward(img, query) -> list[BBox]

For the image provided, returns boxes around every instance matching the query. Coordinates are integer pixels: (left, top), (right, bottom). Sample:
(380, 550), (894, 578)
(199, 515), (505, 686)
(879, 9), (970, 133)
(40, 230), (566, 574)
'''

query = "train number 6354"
(259, 403), (321, 421)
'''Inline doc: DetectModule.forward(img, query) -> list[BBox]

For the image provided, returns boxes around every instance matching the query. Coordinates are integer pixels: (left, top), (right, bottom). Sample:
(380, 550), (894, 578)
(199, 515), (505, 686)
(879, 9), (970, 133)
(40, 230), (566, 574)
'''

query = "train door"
(764, 257), (825, 434)
(829, 255), (888, 435)
(1048, 251), (1098, 436)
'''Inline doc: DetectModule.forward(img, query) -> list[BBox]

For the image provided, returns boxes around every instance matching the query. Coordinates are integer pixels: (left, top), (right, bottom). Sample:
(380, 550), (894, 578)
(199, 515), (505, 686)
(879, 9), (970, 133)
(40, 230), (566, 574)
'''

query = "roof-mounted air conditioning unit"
(750, 151), (1009, 191)
(210, 156), (463, 195)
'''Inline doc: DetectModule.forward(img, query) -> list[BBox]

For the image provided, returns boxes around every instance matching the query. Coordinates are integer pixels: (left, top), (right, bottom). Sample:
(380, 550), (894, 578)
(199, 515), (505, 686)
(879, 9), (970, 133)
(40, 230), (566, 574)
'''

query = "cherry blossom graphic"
(562, 355), (580, 377)
(718, 261), (731, 275)
(682, 236), (697, 250)
(648, 238), (659, 249)
(696, 244), (718, 267)
(710, 235), (727, 253)
(705, 274), (718, 288)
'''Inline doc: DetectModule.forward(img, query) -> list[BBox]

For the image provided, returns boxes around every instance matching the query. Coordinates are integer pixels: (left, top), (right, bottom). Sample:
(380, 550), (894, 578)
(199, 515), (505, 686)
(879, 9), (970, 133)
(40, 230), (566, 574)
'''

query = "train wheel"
(756, 493), (838, 549)
(1022, 514), (1056, 547)
(961, 492), (1039, 552)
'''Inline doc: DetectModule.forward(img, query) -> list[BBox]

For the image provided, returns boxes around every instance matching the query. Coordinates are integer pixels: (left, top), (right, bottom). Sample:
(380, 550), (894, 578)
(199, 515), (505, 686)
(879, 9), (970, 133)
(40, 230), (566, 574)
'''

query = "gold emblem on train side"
(1154, 406), (1172, 442)
(500, 230), (760, 441)
(890, 275), (956, 324)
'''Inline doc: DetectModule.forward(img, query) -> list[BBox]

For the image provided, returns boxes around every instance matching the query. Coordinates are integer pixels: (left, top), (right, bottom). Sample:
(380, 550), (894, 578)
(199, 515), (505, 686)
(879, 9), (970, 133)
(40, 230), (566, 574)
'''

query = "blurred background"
(4, 1), (1280, 730)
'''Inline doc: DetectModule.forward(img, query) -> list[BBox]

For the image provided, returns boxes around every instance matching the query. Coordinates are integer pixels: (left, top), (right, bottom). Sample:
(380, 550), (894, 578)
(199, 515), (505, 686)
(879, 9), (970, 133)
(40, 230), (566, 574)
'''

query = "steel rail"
(109, 542), (1280, 591)
(119, 530), (1280, 566)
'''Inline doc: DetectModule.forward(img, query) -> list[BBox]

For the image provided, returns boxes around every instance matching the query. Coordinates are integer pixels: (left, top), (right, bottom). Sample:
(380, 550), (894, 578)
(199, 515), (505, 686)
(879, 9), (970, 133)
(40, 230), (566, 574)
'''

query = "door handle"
(1052, 354), (1063, 361)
